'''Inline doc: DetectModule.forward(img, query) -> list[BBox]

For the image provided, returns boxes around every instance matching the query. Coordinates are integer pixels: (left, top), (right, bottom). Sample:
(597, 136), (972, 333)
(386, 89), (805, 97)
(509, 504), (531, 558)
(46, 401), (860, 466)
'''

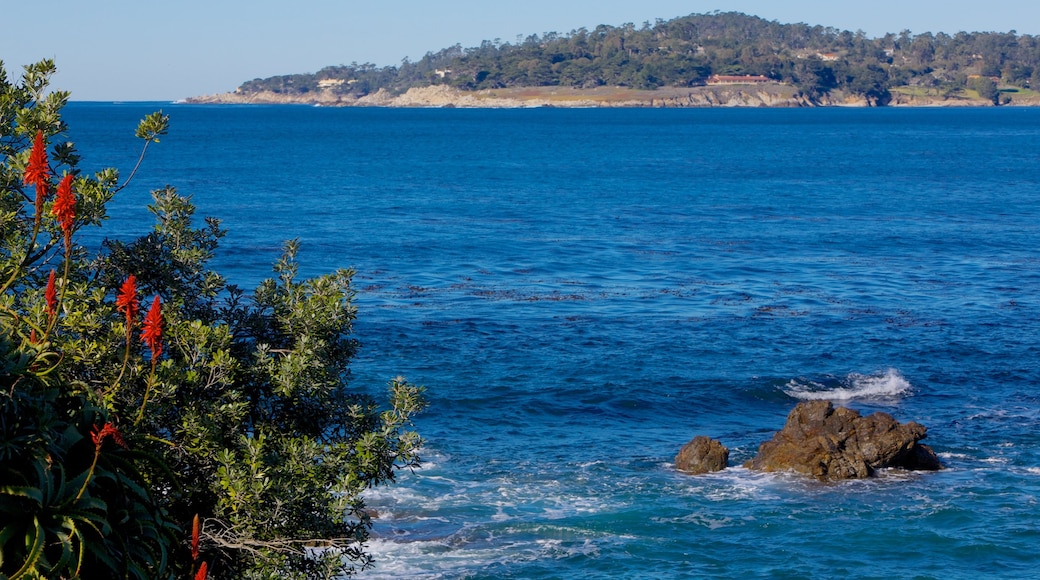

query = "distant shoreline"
(183, 84), (1040, 108)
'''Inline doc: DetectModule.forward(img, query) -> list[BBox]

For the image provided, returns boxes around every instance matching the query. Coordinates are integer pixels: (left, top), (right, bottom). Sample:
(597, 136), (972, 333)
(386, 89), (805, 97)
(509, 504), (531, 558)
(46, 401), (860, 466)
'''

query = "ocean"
(65, 103), (1040, 579)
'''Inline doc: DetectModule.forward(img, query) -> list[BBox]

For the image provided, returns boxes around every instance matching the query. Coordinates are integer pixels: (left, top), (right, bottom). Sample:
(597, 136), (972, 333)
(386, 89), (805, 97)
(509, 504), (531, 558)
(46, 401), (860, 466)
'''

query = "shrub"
(1, 59), (426, 579)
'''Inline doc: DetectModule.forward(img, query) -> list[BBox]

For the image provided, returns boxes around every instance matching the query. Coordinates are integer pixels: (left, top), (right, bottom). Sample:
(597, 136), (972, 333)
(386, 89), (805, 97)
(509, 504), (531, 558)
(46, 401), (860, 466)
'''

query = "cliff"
(186, 82), (1040, 108)
(186, 84), (864, 108)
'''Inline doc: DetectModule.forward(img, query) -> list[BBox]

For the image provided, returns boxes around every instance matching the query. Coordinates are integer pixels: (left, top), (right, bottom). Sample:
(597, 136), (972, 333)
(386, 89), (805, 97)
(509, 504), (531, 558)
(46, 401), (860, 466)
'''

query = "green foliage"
(134, 111), (169, 143)
(968, 76), (1000, 104)
(1, 61), (426, 579)
(0, 388), (172, 579)
(236, 12), (1040, 102)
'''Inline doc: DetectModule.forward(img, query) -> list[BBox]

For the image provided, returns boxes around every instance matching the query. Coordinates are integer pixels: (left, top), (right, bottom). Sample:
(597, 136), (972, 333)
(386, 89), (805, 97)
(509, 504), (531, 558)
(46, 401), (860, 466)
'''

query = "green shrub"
(1, 59), (426, 579)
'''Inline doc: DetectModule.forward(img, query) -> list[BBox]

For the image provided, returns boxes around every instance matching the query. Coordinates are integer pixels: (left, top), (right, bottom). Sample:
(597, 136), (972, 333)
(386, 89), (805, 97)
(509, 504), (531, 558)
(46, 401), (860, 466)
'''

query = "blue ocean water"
(65, 104), (1040, 579)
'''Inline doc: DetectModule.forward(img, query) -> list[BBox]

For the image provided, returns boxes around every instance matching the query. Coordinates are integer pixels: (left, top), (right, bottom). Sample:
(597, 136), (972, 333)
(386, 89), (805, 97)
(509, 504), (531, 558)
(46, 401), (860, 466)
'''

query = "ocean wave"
(362, 536), (494, 580)
(674, 466), (786, 502)
(782, 368), (912, 401)
(363, 527), (618, 579)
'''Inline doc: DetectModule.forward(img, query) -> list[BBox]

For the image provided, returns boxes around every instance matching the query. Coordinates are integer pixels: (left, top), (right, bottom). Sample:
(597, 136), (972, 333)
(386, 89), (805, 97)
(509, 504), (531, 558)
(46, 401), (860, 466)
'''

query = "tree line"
(237, 12), (1040, 104)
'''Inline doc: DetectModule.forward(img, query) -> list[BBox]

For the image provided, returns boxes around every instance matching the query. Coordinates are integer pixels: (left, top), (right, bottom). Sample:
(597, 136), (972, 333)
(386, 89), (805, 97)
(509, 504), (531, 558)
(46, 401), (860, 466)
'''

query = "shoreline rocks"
(185, 84), (821, 108)
(678, 401), (942, 481)
(185, 83), (1040, 109)
(675, 436), (730, 475)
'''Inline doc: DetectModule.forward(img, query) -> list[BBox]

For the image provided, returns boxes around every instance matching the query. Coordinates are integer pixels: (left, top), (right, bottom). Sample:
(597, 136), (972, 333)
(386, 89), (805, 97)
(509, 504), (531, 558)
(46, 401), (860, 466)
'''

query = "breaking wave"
(783, 368), (912, 401)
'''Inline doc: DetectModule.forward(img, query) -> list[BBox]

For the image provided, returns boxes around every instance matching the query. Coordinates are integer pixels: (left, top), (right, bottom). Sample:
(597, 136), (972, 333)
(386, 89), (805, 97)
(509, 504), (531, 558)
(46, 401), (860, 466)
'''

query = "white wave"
(677, 466), (786, 502)
(1026, 467), (1040, 475)
(361, 536), (489, 580)
(362, 528), (616, 579)
(783, 368), (912, 401)
(938, 452), (972, 461)
(362, 485), (429, 505)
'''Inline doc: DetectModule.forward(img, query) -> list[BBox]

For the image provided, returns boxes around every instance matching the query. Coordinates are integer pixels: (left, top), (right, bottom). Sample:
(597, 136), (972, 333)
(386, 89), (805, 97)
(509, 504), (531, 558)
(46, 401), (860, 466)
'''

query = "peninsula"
(187, 12), (1040, 108)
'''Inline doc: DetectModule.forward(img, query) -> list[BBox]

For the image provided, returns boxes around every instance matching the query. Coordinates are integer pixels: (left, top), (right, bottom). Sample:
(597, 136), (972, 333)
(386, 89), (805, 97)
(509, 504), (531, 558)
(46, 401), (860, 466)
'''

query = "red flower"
(45, 270), (57, 317)
(191, 514), (201, 561)
(90, 423), (127, 449)
(25, 130), (50, 216)
(52, 174), (76, 239)
(141, 295), (163, 359)
(194, 561), (207, 580)
(116, 275), (140, 328)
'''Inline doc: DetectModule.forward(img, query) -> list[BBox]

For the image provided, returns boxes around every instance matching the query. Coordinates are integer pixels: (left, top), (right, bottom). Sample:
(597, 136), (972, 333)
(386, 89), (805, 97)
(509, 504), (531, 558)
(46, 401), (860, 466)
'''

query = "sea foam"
(783, 368), (912, 401)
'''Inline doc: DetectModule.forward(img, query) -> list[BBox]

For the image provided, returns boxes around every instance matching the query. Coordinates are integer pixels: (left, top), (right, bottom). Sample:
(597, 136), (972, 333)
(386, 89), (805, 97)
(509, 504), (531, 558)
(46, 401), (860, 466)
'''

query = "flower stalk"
(135, 295), (163, 426)
(75, 423), (127, 502)
(112, 275), (140, 389)
(1, 130), (51, 294)
(53, 173), (76, 252)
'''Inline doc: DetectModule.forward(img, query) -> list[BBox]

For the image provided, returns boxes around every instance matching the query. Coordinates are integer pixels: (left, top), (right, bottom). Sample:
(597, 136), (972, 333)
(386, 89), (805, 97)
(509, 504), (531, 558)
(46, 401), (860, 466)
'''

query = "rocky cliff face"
(186, 84), (1040, 108)
(186, 85), (837, 108)
(187, 89), (352, 106)
(186, 79), (1040, 109)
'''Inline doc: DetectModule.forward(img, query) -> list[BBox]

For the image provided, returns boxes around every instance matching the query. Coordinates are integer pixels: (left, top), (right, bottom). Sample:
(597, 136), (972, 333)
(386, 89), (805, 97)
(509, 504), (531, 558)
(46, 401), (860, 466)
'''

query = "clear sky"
(3, 0), (1038, 101)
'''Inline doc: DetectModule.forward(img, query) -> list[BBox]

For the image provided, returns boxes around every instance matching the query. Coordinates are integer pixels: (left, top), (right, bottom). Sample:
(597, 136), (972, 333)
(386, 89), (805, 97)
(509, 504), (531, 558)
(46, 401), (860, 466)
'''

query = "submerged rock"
(744, 401), (941, 480)
(675, 435), (729, 475)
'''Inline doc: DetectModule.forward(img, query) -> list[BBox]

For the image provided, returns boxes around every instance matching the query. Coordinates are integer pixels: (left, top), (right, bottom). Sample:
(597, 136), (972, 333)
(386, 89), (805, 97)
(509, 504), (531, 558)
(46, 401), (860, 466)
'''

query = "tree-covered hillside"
(236, 12), (1040, 104)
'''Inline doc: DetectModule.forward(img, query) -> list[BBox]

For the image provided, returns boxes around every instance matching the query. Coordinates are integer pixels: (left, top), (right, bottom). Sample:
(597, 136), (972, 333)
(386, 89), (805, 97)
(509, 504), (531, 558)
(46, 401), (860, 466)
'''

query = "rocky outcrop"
(185, 89), (354, 106)
(648, 87), (823, 108)
(743, 401), (941, 480)
(185, 84), (1040, 109)
(675, 436), (729, 475)
(888, 92), (992, 107)
(186, 84), (822, 108)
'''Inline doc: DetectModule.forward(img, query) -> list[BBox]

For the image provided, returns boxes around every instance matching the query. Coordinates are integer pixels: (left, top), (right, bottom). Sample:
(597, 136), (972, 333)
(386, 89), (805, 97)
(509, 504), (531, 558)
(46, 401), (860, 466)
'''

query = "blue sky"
(3, 0), (1037, 101)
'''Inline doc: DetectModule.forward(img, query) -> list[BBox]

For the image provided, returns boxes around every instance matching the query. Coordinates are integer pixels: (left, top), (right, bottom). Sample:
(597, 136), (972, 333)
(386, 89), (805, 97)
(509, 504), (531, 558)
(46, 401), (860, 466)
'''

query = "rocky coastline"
(184, 83), (1031, 109)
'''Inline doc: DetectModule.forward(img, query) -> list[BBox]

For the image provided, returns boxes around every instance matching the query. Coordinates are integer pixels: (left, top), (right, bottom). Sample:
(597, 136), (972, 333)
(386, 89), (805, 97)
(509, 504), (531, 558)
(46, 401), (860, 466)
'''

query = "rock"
(901, 443), (943, 471)
(358, 508), (380, 520)
(744, 401), (942, 480)
(676, 435), (729, 475)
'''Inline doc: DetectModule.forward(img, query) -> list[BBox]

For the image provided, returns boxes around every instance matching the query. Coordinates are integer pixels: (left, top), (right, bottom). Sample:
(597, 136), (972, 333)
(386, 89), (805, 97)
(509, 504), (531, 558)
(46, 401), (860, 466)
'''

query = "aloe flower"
(25, 130), (50, 218)
(191, 513), (201, 561)
(52, 174), (76, 242)
(141, 295), (163, 359)
(90, 422), (127, 449)
(45, 269), (57, 317)
(116, 275), (140, 329)
(77, 422), (128, 502)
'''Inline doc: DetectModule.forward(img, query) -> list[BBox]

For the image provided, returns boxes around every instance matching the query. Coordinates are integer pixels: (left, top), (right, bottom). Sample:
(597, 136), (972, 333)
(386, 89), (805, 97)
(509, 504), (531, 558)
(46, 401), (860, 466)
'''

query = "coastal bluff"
(185, 84), (1005, 108)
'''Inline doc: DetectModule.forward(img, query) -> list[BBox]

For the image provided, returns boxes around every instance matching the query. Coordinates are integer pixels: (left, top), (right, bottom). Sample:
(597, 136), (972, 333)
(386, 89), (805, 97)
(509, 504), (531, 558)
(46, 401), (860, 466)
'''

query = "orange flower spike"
(141, 295), (163, 359)
(194, 561), (208, 580)
(25, 130), (51, 216)
(191, 514), (201, 561)
(90, 423), (127, 449)
(116, 275), (140, 328)
(45, 270), (57, 317)
(24, 130), (50, 185)
(53, 174), (76, 240)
